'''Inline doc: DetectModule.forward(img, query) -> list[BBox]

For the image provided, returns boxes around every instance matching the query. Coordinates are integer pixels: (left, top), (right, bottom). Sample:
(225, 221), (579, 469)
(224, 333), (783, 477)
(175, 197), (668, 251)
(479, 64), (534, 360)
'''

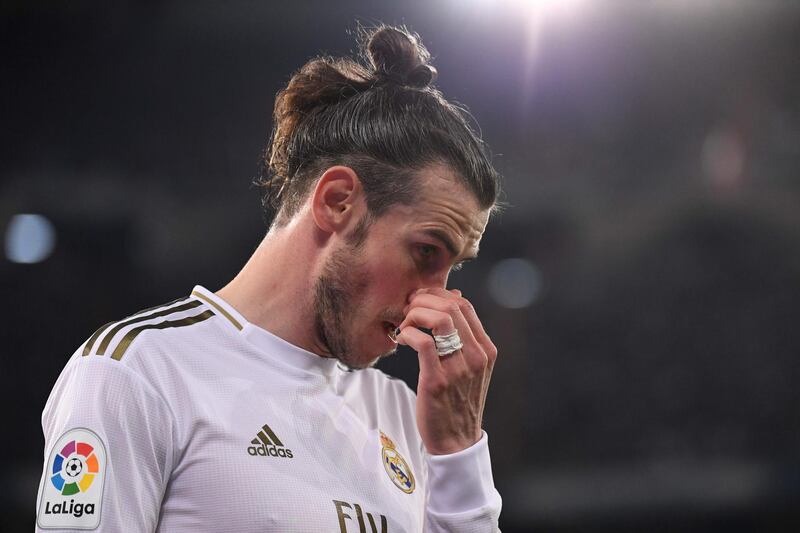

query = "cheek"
(368, 257), (415, 302)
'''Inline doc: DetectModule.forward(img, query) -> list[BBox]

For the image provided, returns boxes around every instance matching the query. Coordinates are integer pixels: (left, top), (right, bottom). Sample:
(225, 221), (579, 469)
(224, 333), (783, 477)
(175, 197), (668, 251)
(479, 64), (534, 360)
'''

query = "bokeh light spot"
(5, 214), (57, 264)
(487, 258), (542, 309)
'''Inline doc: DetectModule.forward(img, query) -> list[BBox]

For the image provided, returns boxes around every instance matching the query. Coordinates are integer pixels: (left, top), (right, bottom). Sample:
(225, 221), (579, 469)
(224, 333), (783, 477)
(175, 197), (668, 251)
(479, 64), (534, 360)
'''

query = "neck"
(216, 215), (332, 357)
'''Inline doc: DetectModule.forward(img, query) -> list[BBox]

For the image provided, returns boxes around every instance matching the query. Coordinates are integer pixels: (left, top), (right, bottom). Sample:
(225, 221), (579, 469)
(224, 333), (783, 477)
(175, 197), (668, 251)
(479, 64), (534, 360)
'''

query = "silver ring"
(433, 330), (463, 356)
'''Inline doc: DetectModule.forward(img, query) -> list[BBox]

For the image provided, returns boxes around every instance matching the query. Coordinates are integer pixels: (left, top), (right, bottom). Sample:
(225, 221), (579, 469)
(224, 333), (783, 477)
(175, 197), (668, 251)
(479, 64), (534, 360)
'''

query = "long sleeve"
(423, 431), (502, 532)
(36, 355), (175, 532)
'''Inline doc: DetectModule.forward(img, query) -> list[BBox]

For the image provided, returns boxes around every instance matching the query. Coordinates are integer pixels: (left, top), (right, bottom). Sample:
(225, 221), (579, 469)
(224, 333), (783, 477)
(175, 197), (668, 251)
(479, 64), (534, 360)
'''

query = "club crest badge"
(380, 431), (415, 494)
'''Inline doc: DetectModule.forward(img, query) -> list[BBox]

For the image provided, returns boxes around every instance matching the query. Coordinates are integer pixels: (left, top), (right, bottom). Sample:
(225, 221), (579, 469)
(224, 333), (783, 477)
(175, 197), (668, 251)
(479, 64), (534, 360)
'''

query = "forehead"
(384, 164), (490, 257)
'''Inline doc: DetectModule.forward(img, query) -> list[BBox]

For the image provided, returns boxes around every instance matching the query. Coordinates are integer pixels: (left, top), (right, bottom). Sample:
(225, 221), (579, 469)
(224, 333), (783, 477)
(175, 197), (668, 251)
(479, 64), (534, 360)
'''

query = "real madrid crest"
(380, 431), (415, 494)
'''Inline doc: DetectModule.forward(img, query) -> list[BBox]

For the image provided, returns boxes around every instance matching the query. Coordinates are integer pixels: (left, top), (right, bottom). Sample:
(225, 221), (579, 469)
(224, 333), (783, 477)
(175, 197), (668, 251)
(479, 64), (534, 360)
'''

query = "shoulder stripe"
(82, 322), (115, 357)
(111, 309), (215, 361)
(191, 290), (243, 330)
(95, 300), (203, 356)
(125, 296), (188, 319)
(81, 297), (193, 357)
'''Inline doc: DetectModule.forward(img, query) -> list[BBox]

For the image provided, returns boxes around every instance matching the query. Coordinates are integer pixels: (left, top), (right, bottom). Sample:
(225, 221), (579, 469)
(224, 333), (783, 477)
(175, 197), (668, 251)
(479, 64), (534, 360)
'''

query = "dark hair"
(257, 24), (500, 227)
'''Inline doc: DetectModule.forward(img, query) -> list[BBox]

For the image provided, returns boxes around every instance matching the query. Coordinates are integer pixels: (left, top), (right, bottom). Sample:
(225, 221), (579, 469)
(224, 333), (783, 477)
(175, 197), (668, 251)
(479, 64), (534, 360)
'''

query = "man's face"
(312, 164), (491, 369)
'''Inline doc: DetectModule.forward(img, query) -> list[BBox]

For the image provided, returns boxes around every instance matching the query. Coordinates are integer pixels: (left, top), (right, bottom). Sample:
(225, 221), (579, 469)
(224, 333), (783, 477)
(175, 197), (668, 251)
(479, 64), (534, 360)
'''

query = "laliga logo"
(45, 440), (99, 518)
(38, 428), (106, 529)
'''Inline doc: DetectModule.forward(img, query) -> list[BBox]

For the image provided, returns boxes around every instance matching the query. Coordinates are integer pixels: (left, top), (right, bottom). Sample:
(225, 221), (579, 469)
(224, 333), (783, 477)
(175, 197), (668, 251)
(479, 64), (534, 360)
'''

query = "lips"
(383, 320), (400, 343)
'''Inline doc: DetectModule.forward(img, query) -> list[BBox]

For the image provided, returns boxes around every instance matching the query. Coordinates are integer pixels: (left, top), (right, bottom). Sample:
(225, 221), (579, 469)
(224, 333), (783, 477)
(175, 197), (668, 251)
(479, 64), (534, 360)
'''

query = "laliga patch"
(37, 428), (106, 530)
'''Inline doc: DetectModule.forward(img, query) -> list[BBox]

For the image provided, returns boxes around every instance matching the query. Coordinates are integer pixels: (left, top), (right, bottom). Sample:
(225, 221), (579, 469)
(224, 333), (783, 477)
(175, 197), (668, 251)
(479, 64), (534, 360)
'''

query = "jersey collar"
(190, 285), (341, 377)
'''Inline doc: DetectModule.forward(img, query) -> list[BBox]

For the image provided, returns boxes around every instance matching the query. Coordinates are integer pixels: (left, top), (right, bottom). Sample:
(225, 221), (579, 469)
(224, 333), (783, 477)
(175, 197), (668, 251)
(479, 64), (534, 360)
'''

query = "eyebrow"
(422, 229), (478, 261)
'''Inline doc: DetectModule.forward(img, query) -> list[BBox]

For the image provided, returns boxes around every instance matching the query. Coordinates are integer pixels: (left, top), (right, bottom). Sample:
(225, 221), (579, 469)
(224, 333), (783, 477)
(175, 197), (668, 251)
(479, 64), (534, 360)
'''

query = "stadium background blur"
(2, 1), (799, 531)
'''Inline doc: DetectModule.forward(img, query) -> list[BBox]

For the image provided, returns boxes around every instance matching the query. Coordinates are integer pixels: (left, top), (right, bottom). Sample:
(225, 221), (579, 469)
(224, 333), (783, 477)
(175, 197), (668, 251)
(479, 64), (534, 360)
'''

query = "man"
(37, 25), (502, 532)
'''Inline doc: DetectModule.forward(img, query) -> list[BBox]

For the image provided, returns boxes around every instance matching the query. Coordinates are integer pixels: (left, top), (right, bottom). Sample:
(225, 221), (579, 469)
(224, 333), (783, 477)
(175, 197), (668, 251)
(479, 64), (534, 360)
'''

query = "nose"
(407, 271), (449, 302)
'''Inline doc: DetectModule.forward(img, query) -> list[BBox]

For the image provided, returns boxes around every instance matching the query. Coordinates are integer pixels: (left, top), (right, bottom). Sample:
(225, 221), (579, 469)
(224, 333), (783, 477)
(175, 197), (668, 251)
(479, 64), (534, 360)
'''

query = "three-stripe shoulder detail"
(108, 309), (215, 361)
(82, 297), (216, 361)
(81, 296), (189, 357)
(191, 289), (243, 330)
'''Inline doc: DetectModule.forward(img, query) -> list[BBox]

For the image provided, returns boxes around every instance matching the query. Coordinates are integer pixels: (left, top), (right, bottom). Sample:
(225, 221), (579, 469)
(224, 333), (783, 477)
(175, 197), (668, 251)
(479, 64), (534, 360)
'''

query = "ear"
(310, 166), (364, 234)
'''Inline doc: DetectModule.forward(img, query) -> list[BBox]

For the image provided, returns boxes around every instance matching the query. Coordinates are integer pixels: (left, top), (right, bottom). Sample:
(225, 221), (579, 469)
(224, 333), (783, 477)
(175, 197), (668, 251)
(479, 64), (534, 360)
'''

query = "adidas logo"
(247, 423), (294, 459)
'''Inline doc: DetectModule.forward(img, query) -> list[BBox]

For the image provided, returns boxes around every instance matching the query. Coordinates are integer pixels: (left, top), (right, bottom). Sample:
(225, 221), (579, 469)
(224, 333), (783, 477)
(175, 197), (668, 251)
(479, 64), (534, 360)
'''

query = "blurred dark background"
(2, 0), (799, 531)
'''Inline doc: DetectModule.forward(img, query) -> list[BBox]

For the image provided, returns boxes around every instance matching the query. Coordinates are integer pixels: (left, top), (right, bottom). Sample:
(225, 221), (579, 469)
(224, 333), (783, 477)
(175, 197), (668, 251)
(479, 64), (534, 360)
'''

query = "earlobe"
(310, 166), (362, 234)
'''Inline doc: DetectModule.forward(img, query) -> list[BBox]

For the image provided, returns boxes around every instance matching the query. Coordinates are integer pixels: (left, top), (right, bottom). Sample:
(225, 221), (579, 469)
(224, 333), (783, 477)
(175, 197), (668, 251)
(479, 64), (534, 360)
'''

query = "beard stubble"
(313, 238), (401, 370)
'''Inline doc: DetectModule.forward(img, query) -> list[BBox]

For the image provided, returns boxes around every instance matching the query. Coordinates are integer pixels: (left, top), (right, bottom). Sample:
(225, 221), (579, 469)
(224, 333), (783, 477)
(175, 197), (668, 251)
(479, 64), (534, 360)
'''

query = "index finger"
(418, 288), (493, 349)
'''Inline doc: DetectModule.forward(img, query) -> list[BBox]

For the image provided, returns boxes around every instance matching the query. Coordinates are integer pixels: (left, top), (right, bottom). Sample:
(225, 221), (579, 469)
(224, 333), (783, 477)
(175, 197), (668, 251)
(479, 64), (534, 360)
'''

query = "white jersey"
(36, 285), (502, 532)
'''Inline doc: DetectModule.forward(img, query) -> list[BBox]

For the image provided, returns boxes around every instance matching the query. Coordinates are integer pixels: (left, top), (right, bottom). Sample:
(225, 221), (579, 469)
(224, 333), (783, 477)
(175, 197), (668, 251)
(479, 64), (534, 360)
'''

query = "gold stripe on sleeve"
(111, 309), (216, 361)
(82, 297), (190, 357)
(191, 290), (243, 331)
(82, 322), (115, 356)
(96, 300), (202, 356)
(125, 296), (188, 319)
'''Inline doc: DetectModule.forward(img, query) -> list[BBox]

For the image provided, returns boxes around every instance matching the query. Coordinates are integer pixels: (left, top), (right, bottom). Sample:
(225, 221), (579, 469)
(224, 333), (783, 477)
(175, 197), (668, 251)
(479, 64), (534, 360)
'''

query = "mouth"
(383, 320), (399, 343)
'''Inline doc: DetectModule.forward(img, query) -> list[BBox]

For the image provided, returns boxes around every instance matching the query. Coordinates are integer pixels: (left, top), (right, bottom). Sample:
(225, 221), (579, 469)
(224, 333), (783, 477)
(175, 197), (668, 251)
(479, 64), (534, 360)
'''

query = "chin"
(375, 344), (399, 365)
(346, 343), (397, 371)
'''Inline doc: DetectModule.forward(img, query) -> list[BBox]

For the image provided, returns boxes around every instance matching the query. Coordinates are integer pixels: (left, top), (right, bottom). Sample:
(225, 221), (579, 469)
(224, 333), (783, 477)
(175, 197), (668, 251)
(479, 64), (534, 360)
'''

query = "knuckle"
(457, 297), (474, 312)
(467, 355), (488, 374)
(486, 343), (498, 361)
(436, 315), (454, 330)
(420, 336), (436, 352)
(447, 302), (461, 315)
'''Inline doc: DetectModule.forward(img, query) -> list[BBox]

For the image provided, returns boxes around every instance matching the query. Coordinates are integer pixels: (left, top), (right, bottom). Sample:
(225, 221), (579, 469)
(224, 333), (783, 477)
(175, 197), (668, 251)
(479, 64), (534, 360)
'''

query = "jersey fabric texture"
(37, 285), (502, 532)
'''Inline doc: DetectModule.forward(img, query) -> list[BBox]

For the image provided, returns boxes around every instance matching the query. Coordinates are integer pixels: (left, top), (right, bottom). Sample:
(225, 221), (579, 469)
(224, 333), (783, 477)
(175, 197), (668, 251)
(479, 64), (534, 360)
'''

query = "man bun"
(259, 23), (499, 227)
(365, 26), (438, 88)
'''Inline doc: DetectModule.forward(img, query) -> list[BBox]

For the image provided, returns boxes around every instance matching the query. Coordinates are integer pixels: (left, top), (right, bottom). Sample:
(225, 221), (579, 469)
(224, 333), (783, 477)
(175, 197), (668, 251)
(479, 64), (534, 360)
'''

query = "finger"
(397, 307), (456, 337)
(404, 293), (478, 348)
(417, 288), (497, 369)
(396, 321), (470, 382)
(405, 292), (463, 317)
(454, 296), (495, 356)
(395, 325), (441, 375)
(415, 287), (461, 298)
(400, 296), (488, 378)
(425, 288), (493, 349)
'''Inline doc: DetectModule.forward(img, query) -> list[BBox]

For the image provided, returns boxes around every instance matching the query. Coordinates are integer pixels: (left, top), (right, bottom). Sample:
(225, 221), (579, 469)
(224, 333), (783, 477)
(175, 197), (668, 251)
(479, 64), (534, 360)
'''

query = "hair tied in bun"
(367, 26), (437, 89)
(406, 63), (437, 88)
(258, 23), (499, 227)
(374, 63), (437, 89)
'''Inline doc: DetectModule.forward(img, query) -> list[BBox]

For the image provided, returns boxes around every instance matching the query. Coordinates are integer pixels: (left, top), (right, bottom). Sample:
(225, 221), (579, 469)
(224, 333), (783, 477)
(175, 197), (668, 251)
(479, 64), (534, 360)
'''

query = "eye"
(416, 244), (438, 260)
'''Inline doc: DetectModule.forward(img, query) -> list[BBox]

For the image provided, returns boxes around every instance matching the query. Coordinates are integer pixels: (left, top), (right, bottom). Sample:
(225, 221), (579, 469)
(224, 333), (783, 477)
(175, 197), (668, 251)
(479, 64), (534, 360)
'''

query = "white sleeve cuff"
(425, 430), (501, 515)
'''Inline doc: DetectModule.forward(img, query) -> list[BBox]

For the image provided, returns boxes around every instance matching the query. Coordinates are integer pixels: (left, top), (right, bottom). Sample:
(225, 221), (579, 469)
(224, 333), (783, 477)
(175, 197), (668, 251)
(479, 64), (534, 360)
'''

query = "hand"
(395, 288), (498, 455)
